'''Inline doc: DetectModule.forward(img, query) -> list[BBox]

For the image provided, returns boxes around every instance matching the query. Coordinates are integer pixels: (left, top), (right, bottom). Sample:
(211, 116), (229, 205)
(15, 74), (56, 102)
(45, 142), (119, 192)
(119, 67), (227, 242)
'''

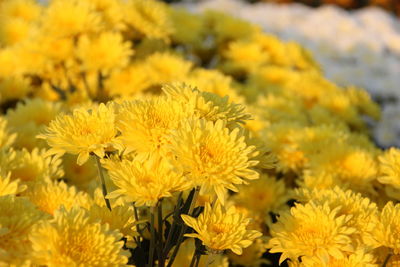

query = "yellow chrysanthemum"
(370, 202), (400, 255)
(123, 0), (173, 40)
(0, 148), (64, 183)
(0, 172), (26, 197)
(88, 204), (137, 238)
(0, 116), (16, 149)
(6, 98), (62, 150)
(295, 186), (378, 246)
(116, 96), (189, 156)
(228, 237), (270, 267)
(169, 118), (258, 204)
(63, 154), (97, 190)
(104, 156), (190, 207)
(143, 53), (192, 86)
(268, 202), (355, 264)
(172, 238), (229, 267)
(233, 174), (288, 223)
(0, 196), (44, 265)
(182, 203), (262, 255)
(0, 0), (41, 22)
(30, 207), (130, 267)
(0, 75), (32, 104)
(378, 148), (400, 198)
(41, 0), (100, 37)
(0, 17), (34, 45)
(297, 249), (378, 267)
(22, 180), (92, 215)
(76, 32), (133, 73)
(39, 103), (123, 165)
(163, 83), (251, 129)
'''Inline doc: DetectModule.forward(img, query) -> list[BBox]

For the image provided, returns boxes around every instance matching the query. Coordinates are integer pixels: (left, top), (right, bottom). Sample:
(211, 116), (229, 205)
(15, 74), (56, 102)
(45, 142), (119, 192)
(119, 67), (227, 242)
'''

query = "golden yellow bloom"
(63, 154), (97, 190)
(0, 148), (64, 183)
(0, 196), (44, 265)
(0, 172), (26, 197)
(298, 249), (378, 267)
(378, 148), (400, 198)
(0, 17), (33, 45)
(104, 156), (190, 207)
(77, 32), (133, 73)
(30, 207), (130, 266)
(169, 118), (258, 204)
(41, 0), (100, 37)
(116, 96), (189, 156)
(295, 187), (378, 246)
(22, 180), (92, 215)
(233, 174), (288, 223)
(0, 0), (41, 22)
(269, 202), (355, 264)
(0, 76), (32, 104)
(182, 203), (262, 255)
(6, 98), (62, 150)
(88, 204), (137, 239)
(39, 103), (123, 165)
(123, 0), (173, 40)
(163, 83), (251, 129)
(370, 202), (400, 255)
(0, 116), (16, 149)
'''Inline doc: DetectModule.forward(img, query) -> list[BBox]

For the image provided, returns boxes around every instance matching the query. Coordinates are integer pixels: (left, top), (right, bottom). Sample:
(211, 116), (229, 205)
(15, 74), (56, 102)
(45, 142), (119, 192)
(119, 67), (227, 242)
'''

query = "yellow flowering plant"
(0, 0), (394, 266)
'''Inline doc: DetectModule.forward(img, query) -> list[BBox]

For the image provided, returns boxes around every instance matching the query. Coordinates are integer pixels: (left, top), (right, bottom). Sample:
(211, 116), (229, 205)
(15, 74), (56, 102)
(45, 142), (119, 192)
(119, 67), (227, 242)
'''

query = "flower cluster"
(0, 0), (398, 266)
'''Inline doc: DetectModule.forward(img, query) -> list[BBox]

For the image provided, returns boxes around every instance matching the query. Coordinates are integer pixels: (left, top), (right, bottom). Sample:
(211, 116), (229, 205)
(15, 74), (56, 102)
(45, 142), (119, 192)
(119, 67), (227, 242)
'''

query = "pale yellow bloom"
(30, 207), (130, 266)
(182, 203), (262, 255)
(39, 103), (122, 165)
(169, 118), (258, 204)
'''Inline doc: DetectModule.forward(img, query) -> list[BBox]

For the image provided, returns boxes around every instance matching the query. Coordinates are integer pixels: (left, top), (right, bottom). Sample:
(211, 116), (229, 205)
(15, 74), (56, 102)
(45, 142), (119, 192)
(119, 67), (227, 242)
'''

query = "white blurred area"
(182, 0), (400, 148)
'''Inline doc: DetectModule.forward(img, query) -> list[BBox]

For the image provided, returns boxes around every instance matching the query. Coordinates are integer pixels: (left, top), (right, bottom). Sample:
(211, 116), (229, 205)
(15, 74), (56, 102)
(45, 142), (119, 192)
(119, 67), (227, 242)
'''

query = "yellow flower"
(0, 196), (44, 265)
(30, 207), (130, 267)
(0, 17), (33, 45)
(77, 32), (133, 73)
(169, 118), (258, 204)
(41, 0), (100, 37)
(163, 83), (251, 129)
(103, 156), (190, 207)
(22, 179), (92, 215)
(62, 154), (97, 190)
(0, 0), (42, 22)
(378, 148), (400, 196)
(39, 103), (123, 165)
(0, 116), (16, 149)
(268, 202), (355, 264)
(88, 204), (138, 239)
(181, 203), (262, 255)
(228, 237), (270, 267)
(371, 202), (400, 255)
(0, 148), (64, 183)
(295, 186), (378, 246)
(298, 249), (378, 267)
(0, 172), (26, 196)
(0, 75), (32, 104)
(233, 174), (289, 223)
(123, 0), (173, 40)
(6, 98), (62, 150)
(116, 96), (189, 157)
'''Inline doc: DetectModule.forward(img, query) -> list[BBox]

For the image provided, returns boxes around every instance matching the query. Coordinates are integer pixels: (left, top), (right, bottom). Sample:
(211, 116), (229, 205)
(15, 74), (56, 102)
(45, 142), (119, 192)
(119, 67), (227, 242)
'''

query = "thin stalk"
(94, 156), (111, 210)
(189, 250), (198, 267)
(157, 200), (164, 267)
(383, 253), (392, 267)
(194, 254), (201, 267)
(166, 187), (200, 267)
(133, 205), (143, 248)
(148, 206), (156, 267)
(205, 253), (214, 267)
(162, 193), (183, 257)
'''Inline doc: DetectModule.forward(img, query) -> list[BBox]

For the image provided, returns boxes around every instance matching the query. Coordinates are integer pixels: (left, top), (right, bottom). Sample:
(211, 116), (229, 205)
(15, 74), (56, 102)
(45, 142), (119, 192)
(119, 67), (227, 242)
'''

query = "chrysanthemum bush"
(0, 0), (398, 266)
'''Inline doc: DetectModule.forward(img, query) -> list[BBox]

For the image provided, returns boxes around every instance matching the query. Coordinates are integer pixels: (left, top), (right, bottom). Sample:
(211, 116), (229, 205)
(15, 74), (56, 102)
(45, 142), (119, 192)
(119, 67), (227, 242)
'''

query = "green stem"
(148, 206), (156, 267)
(158, 200), (164, 267)
(382, 253), (392, 267)
(166, 187), (200, 267)
(94, 156), (111, 210)
(163, 193), (183, 257)
(189, 249), (198, 267)
(133, 205), (142, 248)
